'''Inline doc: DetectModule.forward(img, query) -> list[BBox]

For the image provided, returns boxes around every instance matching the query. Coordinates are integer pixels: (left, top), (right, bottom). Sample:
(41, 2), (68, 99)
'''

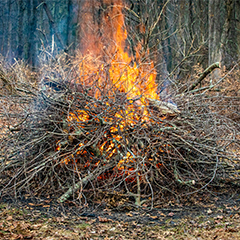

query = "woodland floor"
(0, 187), (240, 240)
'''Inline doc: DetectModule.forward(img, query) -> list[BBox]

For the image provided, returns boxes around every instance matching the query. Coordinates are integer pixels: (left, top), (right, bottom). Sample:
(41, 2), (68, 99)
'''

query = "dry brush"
(0, 54), (239, 208)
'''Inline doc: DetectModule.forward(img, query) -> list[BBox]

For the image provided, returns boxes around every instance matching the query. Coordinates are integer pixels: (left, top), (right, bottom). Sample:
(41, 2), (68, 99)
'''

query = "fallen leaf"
(233, 206), (239, 211)
(207, 209), (212, 215)
(87, 219), (96, 224)
(226, 227), (238, 233)
(11, 233), (20, 240)
(233, 214), (240, 219)
(159, 212), (166, 217)
(6, 216), (13, 221)
(126, 213), (133, 217)
(168, 212), (174, 217)
(30, 224), (42, 230)
(98, 216), (110, 222)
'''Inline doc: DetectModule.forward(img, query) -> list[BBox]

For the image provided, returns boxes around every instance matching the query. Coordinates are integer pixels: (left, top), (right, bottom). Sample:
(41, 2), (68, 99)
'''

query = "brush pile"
(0, 55), (239, 207)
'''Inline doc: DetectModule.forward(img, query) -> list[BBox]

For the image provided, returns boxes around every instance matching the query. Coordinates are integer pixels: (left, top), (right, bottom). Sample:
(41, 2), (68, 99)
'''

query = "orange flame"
(78, 1), (158, 103)
(58, 1), (164, 177)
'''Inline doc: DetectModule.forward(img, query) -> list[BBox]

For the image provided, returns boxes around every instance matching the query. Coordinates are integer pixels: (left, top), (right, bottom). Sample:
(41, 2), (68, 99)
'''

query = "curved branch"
(186, 62), (220, 92)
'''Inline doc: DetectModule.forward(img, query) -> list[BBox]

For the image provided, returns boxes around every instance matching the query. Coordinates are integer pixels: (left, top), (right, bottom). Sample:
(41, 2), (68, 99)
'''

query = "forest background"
(0, 0), (239, 79)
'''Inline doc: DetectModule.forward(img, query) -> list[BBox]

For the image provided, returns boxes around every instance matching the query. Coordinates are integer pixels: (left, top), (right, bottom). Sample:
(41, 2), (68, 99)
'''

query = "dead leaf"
(87, 219), (96, 224)
(30, 224), (42, 230)
(168, 212), (174, 217)
(6, 215), (13, 221)
(233, 214), (240, 219)
(11, 233), (19, 240)
(42, 205), (50, 208)
(150, 216), (158, 219)
(56, 217), (65, 222)
(207, 209), (212, 215)
(225, 227), (238, 233)
(233, 206), (239, 211)
(126, 213), (133, 217)
(159, 212), (166, 217)
(98, 216), (110, 222)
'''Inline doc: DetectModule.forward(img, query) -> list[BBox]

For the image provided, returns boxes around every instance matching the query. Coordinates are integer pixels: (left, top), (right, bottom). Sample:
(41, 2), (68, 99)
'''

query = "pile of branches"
(0, 55), (239, 207)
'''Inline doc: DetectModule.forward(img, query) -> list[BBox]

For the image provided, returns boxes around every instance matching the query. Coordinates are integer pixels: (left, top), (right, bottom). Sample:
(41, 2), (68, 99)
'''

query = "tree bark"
(6, 0), (12, 63)
(66, 0), (73, 54)
(208, 0), (223, 80)
(222, 0), (239, 68)
(27, 0), (38, 67)
(17, 0), (24, 59)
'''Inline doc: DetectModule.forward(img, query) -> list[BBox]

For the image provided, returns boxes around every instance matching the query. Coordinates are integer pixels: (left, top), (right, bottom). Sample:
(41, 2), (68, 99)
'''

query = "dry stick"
(57, 164), (112, 203)
(185, 62), (220, 92)
(57, 172), (96, 203)
(189, 62), (240, 95)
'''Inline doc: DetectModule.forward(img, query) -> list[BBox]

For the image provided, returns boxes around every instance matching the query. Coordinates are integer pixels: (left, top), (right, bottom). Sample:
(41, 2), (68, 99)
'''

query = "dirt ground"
(0, 189), (240, 240)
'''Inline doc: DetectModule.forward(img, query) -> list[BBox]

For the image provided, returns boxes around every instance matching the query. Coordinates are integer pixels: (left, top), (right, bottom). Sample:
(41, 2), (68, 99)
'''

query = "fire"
(58, 1), (165, 178)
(78, 1), (158, 103)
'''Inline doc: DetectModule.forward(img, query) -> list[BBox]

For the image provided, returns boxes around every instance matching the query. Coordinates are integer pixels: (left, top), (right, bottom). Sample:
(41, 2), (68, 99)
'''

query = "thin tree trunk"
(27, 0), (38, 67)
(0, 1), (5, 54)
(6, 0), (12, 63)
(66, 0), (73, 54)
(17, 0), (24, 59)
(208, 0), (222, 80)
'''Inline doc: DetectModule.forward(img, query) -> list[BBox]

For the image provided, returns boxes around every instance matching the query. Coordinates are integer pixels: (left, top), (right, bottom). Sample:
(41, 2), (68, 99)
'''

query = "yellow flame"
(60, 1), (164, 173)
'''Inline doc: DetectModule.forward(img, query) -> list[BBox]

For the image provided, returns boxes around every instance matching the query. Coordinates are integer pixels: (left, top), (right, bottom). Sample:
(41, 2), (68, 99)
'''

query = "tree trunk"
(27, 0), (38, 67)
(17, 0), (24, 60)
(6, 0), (12, 63)
(222, 0), (240, 68)
(0, 1), (6, 54)
(66, 0), (73, 54)
(208, 0), (223, 80)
